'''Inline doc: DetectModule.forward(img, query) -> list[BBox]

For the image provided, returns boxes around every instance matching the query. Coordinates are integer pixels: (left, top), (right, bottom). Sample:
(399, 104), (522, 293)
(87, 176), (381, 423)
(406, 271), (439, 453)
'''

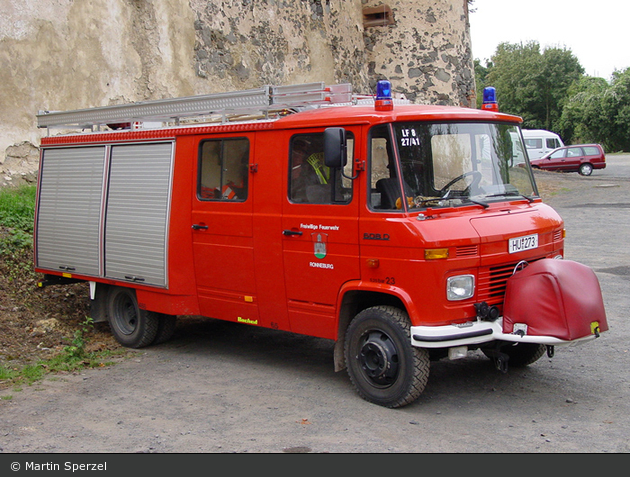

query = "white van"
(522, 129), (564, 160)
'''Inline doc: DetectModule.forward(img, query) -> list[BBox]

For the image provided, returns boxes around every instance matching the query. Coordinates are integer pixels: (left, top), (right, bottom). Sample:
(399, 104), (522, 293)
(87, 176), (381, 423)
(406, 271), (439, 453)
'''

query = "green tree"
(538, 47), (584, 130)
(484, 41), (583, 132)
(559, 76), (608, 144)
(599, 68), (630, 151)
(560, 68), (630, 151)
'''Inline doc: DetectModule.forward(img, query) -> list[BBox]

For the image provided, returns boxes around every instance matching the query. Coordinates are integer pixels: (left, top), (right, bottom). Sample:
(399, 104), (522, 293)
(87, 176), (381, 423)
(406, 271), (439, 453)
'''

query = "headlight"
(446, 275), (475, 301)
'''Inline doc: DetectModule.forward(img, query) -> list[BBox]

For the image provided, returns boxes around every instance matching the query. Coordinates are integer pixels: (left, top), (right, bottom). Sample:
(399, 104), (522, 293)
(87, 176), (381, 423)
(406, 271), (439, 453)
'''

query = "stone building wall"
(363, 0), (475, 105)
(0, 0), (474, 186)
(189, 0), (369, 89)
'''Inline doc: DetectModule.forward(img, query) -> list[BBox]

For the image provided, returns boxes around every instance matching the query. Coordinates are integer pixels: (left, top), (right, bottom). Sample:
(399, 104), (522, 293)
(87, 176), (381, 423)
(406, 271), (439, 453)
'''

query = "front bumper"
(410, 318), (599, 349)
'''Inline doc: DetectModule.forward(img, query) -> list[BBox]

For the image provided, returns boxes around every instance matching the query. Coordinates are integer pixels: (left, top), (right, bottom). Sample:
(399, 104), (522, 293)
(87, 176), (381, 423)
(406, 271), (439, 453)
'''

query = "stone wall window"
(363, 5), (395, 27)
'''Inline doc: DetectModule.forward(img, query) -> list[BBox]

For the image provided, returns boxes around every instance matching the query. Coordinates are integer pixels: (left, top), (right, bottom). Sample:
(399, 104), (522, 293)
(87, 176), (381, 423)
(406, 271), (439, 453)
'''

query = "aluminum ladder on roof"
(36, 82), (354, 130)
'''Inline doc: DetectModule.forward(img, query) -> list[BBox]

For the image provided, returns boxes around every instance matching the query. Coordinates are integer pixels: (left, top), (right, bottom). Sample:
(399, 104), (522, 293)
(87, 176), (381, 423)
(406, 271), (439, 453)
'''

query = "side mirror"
(323, 127), (347, 169)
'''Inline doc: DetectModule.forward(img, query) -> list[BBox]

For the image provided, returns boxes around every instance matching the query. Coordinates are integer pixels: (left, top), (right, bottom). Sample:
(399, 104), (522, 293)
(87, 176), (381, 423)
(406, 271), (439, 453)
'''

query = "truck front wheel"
(502, 343), (546, 367)
(107, 287), (159, 348)
(345, 306), (430, 408)
(483, 342), (546, 367)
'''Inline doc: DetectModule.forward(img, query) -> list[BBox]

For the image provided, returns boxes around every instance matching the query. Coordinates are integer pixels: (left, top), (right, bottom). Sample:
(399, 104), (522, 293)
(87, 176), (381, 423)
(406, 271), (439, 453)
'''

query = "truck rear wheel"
(153, 314), (177, 345)
(345, 306), (430, 408)
(107, 287), (159, 348)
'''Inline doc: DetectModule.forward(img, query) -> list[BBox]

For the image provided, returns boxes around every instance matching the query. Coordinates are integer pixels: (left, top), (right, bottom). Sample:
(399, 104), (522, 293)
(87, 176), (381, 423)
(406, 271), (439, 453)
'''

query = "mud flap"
(503, 259), (608, 341)
(89, 283), (110, 323)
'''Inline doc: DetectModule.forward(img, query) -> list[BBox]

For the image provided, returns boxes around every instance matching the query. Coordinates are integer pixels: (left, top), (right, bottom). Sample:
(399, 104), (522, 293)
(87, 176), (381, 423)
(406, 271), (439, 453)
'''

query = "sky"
(468, 0), (630, 80)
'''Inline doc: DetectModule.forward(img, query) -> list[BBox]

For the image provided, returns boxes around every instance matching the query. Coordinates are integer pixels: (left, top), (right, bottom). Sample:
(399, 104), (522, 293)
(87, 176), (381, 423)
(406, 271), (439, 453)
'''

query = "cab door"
(280, 129), (361, 339)
(191, 134), (259, 324)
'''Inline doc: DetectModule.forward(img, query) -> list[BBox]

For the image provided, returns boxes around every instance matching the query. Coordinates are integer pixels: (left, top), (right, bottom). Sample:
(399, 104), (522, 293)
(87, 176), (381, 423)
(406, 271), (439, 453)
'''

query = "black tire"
(344, 306), (430, 408)
(107, 287), (159, 348)
(579, 163), (593, 176)
(153, 314), (177, 345)
(488, 342), (546, 367)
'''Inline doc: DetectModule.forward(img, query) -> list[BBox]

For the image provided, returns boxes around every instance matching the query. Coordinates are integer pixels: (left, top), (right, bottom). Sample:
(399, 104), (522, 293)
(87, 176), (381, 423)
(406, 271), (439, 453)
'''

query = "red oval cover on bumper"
(503, 259), (608, 341)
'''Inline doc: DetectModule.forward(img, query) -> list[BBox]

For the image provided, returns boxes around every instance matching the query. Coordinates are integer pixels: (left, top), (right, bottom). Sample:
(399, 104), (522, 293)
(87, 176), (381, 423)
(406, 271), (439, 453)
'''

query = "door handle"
(282, 229), (303, 236)
(192, 224), (209, 230)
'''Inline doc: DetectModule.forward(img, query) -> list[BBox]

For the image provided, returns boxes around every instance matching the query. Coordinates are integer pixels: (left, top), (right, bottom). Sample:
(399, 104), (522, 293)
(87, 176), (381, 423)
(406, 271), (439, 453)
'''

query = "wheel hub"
(359, 331), (399, 385)
(114, 296), (138, 335)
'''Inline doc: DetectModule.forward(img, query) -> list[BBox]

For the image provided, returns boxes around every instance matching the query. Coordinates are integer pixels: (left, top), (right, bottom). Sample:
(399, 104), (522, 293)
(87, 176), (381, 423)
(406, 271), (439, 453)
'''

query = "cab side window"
(368, 124), (401, 210)
(198, 138), (249, 201)
(547, 138), (561, 149)
(288, 132), (354, 204)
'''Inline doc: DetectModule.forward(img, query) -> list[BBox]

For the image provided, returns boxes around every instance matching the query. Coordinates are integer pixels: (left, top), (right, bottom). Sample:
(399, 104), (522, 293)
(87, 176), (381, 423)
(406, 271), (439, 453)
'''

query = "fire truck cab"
(34, 81), (607, 408)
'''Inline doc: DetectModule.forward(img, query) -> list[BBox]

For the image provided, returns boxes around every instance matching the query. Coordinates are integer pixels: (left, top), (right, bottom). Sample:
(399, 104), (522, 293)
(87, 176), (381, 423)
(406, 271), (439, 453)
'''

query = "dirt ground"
(0, 164), (628, 453)
(0, 247), (122, 370)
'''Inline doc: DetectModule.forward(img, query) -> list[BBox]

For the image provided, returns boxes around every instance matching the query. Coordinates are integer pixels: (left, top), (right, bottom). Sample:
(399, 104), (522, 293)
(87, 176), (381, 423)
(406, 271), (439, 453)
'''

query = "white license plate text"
(509, 234), (538, 253)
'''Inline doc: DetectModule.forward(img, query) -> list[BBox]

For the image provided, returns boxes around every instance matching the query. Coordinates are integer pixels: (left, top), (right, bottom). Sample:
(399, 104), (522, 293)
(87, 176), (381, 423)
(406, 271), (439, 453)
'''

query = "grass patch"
(0, 318), (125, 390)
(0, 184), (36, 251)
(0, 345), (123, 389)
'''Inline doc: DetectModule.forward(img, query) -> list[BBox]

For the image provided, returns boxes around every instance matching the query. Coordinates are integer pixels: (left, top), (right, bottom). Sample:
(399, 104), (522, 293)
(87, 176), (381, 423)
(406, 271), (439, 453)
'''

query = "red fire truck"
(34, 81), (607, 408)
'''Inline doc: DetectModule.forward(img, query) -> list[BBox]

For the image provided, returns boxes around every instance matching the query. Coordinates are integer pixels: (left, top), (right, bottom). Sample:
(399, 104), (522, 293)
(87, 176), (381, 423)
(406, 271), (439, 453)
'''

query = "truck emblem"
(363, 233), (390, 241)
(312, 233), (328, 259)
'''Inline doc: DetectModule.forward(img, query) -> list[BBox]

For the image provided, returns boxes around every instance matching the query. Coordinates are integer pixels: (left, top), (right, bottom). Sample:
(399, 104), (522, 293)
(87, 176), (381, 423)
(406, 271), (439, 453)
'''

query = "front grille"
(477, 263), (514, 306)
(456, 244), (479, 257)
(476, 258), (543, 307)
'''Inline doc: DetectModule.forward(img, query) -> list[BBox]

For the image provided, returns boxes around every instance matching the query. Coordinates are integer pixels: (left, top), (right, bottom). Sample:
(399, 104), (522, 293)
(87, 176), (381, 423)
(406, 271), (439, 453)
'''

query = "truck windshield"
(369, 122), (536, 211)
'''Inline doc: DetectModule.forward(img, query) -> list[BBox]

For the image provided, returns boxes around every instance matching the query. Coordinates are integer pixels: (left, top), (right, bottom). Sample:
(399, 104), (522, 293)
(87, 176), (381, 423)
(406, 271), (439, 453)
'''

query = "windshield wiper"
(520, 193), (536, 203)
(463, 197), (489, 208)
(481, 191), (535, 203)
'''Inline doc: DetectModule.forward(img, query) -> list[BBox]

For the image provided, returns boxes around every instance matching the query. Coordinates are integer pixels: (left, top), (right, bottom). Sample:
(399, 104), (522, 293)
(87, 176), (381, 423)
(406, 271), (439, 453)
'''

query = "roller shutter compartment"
(104, 142), (173, 287)
(36, 146), (106, 276)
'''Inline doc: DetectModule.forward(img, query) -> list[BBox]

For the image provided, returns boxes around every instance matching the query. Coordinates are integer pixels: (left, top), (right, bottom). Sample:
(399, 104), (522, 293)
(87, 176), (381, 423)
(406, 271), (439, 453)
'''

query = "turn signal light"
(425, 248), (449, 260)
(366, 258), (380, 268)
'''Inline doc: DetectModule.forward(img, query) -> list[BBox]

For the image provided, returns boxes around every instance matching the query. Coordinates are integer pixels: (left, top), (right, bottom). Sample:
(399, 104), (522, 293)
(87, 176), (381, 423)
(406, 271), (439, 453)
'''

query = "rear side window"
(525, 138), (542, 149)
(583, 146), (600, 156)
(198, 138), (249, 201)
(567, 147), (583, 157)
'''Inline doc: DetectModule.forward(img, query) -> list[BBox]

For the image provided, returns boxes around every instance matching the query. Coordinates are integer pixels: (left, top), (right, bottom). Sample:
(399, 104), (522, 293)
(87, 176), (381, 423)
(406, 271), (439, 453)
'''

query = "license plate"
(509, 234), (538, 253)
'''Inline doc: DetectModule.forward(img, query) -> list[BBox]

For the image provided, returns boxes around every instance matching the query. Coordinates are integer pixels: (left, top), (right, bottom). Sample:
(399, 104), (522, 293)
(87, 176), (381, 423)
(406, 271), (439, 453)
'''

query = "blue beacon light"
(375, 79), (394, 111)
(482, 86), (499, 112)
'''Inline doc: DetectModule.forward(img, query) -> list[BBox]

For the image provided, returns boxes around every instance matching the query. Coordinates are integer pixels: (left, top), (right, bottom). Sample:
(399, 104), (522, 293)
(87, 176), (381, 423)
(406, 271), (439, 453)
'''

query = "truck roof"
(274, 103), (523, 128)
(40, 103), (522, 147)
